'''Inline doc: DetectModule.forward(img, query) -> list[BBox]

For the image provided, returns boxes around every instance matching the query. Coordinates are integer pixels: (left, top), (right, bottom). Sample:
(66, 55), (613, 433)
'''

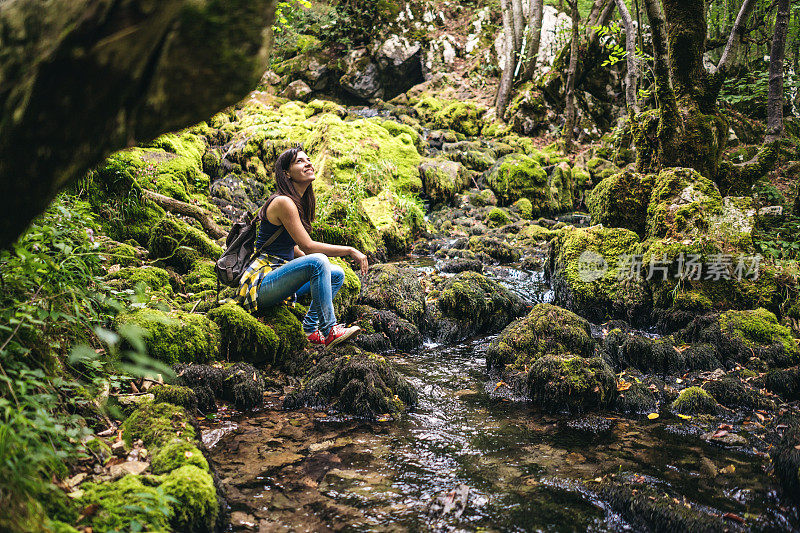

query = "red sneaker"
(307, 330), (324, 345)
(323, 324), (361, 349)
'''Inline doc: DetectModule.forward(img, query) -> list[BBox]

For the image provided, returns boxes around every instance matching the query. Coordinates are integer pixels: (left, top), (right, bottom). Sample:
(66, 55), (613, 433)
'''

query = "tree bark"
(615, 0), (639, 112)
(495, 0), (516, 118)
(142, 189), (227, 239)
(714, 0), (757, 76)
(765, 0), (790, 142)
(522, 0), (545, 80)
(563, 0), (580, 152)
(511, 0), (525, 54)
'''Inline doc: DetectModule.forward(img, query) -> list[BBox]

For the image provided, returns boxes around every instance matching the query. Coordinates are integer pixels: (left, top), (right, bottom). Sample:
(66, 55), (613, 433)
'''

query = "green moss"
(431, 101), (487, 137)
(330, 257), (361, 320)
(116, 308), (220, 365)
(121, 401), (196, 449)
(468, 235), (520, 263)
(720, 308), (798, 364)
(207, 302), (279, 364)
(586, 171), (654, 236)
(84, 438), (113, 465)
(485, 207), (512, 227)
(377, 119), (423, 151)
(359, 264), (426, 327)
(184, 260), (217, 293)
(486, 153), (548, 207)
(161, 465), (218, 532)
(306, 98), (346, 118)
(147, 216), (222, 274)
(518, 224), (557, 245)
(78, 475), (170, 532)
(527, 355), (616, 413)
(646, 167), (724, 240)
(419, 159), (470, 205)
(151, 439), (209, 475)
(260, 305), (308, 362)
(46, 521), (80, 533)
(362, 190), (424, 255)
(108, 266), (172, 294)
(487, 303), (596, 372)
(513, 198), (533, 219)
(701, 376), (776, 411)
(412, 92), (445, 121)
(151, 385), (198, 412)
(671, 387), (717, 414)
(101, 241), (141, 267)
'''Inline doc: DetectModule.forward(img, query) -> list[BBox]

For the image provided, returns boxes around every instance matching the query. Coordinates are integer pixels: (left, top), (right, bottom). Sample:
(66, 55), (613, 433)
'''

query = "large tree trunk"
(615, 0), (639, 112)
(522, 0), (545, 80)
(496, 0), (516, 118)
(562, 0), (580, 152)
(766, 0), (790, 142)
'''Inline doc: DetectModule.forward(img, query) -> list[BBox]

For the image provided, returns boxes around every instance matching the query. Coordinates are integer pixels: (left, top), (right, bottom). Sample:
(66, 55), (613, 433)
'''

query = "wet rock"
(769, 416), (800, 502)
(351, 305), (422, 352)
(468, 234), (521, 263)
(419, 158), (470, 205)
(765, 366), (800, 401)
(702, 430), (748, 447)
(426, 271), (528, 343)
(612, 378), (658, 416)
(586, 170), (654, 236)
(670, 387), (717, 415)
(359, 264), (427, 328)
(565, 415), (615, 437)
(175, 364), (224, 413)
(527, 355), (616, 413)
(487, 303), (597, 374)
(677, 309), (799, 368)
(701, 376), (776, 411)
(439, 258), (484, 274)
(605, 335), (685, 376)
(283, 345), (417, 419)
(222, 362), (266, 411)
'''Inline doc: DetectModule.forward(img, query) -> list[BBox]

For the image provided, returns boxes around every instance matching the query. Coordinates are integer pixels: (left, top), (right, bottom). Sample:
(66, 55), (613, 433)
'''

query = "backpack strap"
(250, 195), (285, 261)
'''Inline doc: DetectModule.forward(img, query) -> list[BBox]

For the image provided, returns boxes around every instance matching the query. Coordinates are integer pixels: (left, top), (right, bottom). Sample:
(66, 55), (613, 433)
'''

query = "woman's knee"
(306, 253), (330, 272)
(330, 264), (345, 284)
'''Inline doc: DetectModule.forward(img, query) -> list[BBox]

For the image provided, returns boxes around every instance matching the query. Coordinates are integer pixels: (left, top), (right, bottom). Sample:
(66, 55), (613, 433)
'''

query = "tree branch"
(142, 189), (227, 239)
(713, 0), (757, 76)
(615, 0), (639, 112)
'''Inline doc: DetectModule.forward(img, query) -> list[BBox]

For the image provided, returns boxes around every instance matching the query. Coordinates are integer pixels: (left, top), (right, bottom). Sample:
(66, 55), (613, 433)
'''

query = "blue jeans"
(256, 253), (344, 336)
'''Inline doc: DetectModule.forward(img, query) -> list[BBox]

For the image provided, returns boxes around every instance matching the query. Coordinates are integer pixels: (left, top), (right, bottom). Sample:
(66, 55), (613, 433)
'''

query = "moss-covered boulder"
(701, 376), (776, 411)
(586, 157), (620, 182)
(670, 387), (717, 414)
(678, 308), (798, 368)
(77, 475), (170, 532)
(504, 81), (547, 135)
(151, 439), (209, 475)
(208, 303), (280, 364)
(362, 189), (425, 256)
(486, 153), (547, 207)
(107, 265), (173, 294)
(427, 271), (528, 343)
(358, 263), (426, 327)
(431, 101), (487, 137)
(486, 303), (596, 373)
(121, 401), (196, 448)
(527, 355), (616, 413)
(147, 216), (222, 274)
(161, 465), (218, 532)
(586, 170), (654, 236)
(485, 207), (513, 227)
(546, 226), (651, 325)
(330, 257), (361, 320)
(468, 234), (521, 263)
(283, 346), (417, 419)
(350, 305), (422, 352)
(151, 385), (198, 413)
(116, 308), (220, 365)
(604, 335), (686, 376)
(765, 366), (800, 401)
(184, 260), (217, 294)
(419, 158), (470, 205)
(769, 416), (800, 502)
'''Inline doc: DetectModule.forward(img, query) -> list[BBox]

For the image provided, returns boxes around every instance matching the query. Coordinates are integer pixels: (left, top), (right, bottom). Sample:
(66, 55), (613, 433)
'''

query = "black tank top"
(255, 217), (296, 262)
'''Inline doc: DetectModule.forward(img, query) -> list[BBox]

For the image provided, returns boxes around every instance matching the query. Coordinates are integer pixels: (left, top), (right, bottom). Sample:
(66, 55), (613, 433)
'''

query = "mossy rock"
(116, 308), (220, 365)
(307, 98), (347, 118)
(208, 303), (279, 364)
(147, 216), (222, 273)
(765, 366), (800, 401)
(504, 81), (547, 135)
(77, 475), (170, 532)
(486, 303), (596, 373)
(151, 439), (209, 475)
(330, 257), (361, 320)
(547, 225), (651, 326)
(260, 305), (308, 363)
(769, 416), (800, 502)
(362, 189), (425, 256)
(586, 157), (620, 182)
(701, 376), (776, 411)
(428, 271), (528, 343)
(586, 170), (654, 236)
(283, 346), (417, 419)
(107, 266), (172, 294)
(419, 158), (470, 205)
(485, 207), (512, 227)
(486, 153), (547, 207)
(605, 335), (686, 376)
(670, 387), (717, 414)
(184, 260), (217, 293)
(468, 188), (497, 207)
(526, 355), (616, 413)
(468, 235), (520, 263)
(84, 437), (113, 465)
(358, 263), (426, 327)
(121, 401), (196, 448)
(512, 198), (533, 219)
(645, 167), (723, 240)
(613, 378), (658, 415)
(517, 224), (557, 245)
(151, 384), (198, 413)
(160, 465), (218, 532)
(221, 362), (266, 411)
(101, 240), (143, 267)
(431, 101), (487, 137)
(351, 305), (422, 352)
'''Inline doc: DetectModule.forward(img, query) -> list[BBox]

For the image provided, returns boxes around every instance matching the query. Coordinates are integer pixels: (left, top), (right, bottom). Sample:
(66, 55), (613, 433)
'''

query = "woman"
(249, 147), (368, 348)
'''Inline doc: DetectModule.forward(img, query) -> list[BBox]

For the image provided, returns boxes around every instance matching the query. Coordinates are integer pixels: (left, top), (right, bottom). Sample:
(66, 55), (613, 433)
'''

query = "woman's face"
(287, 151), (315, 184)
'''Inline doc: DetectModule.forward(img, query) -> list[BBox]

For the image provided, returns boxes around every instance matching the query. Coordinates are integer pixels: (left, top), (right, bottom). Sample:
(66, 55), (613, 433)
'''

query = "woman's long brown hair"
(258, 147), (316, 231)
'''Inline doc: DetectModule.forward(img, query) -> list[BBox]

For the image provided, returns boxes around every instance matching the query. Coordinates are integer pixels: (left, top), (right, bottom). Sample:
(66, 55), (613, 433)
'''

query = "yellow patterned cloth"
(236, 253), (286, 313)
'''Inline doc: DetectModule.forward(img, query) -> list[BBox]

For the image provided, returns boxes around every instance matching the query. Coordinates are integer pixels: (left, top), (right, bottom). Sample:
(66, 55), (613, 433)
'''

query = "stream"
(202, 258), (795, 532)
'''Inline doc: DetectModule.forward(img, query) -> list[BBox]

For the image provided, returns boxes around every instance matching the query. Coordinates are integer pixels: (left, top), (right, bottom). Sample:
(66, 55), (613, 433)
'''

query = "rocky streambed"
(202, 256), (798, 532)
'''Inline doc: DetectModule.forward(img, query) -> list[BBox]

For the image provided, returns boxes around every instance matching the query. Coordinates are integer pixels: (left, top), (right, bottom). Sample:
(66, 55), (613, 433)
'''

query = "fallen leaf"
(719, 423), (733, 430)
(647, 413), (659, 420)
(711, 430), (729, 438)
(720, 464), (736, 474)
(493, 381), (509, 391)
(754, 412), (766, 422)
(723, 512), (745, 524)
(794, 444), (800, 450)
(184, 451), (194, 459)
(677, 414), (692, 420)
(675, 378), (683, 384)
(617, 381), (632, 391)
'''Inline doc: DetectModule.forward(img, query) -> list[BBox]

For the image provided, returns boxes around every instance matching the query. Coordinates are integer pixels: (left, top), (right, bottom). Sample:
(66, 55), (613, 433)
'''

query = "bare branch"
(615, 0), (639, 112)
(142, 189), (227, 239)
(713, 0), (757, 75)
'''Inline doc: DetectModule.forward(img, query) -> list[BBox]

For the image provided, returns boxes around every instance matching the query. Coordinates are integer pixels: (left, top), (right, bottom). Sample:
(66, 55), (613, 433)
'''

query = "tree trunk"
(563, 0), (580, 152)
(496, 0), (516, 118)
(615, 0), (639, 112)
(765, 0), (790, 142)
(522, 0), (545, 80)
(714, 0), (756, 76)
(511, 0), (525, 54)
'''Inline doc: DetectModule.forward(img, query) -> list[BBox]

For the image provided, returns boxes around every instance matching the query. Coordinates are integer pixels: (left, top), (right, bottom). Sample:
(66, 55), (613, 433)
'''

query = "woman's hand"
(350, 247), (368, 276)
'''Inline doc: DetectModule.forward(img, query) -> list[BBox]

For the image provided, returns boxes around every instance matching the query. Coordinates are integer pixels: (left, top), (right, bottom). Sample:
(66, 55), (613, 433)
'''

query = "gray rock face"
(281, 80), (312, 101)
(340, 48), (382, 100)
(0, 0), (277, 248)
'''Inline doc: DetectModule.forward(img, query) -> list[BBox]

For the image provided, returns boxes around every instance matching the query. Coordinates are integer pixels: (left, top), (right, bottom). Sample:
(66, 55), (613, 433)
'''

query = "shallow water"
(205, 259), (796, 531)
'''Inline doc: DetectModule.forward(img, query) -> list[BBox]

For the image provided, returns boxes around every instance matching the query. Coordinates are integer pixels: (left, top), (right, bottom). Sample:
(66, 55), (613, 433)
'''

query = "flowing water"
(204, 259), (796, 532)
